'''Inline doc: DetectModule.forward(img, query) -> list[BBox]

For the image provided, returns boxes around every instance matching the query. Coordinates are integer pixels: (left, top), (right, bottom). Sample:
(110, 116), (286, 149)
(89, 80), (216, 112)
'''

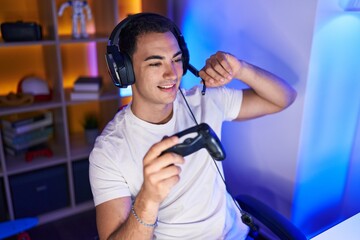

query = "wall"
(173, 0), (360, 237)
(292, 0), (360, 237)
(173, 0), (317, 220)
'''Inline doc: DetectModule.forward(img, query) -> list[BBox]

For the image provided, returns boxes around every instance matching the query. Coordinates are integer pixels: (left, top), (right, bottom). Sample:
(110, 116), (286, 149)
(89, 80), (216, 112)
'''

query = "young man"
(89, 13), (296, 240)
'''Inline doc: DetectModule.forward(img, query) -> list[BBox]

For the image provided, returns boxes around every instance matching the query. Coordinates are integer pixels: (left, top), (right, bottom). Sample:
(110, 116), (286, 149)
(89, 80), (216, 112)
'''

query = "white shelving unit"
(0, 0), (169, 225)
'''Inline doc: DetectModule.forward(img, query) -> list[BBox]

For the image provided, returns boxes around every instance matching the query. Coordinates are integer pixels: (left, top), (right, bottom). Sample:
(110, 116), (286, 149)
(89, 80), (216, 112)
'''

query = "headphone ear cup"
(105, 50), (120, 87)
(122, 52), (135, 86)
(105, 45), (135, 88)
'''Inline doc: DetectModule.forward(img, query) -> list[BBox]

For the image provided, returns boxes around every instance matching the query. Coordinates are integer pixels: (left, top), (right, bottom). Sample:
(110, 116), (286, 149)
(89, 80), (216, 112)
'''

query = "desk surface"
(311, 212), (360, 240)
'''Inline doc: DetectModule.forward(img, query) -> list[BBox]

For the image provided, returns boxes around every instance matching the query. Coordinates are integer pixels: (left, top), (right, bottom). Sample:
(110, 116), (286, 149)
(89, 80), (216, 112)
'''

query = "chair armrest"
(236, 194), (307, 240)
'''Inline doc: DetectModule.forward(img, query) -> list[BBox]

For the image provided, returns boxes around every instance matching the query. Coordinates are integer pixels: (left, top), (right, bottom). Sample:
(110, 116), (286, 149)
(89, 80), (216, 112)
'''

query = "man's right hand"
(138, 135), (184, 209)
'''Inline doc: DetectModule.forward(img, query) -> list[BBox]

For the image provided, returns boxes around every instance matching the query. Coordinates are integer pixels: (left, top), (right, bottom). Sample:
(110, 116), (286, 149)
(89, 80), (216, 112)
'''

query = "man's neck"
(131, 102), (174, 125)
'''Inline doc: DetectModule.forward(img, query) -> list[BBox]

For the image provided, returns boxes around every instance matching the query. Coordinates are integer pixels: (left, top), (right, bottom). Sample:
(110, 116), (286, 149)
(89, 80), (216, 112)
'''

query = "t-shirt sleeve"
(207, 86), (243, 121)
(89, 136), (131, 206)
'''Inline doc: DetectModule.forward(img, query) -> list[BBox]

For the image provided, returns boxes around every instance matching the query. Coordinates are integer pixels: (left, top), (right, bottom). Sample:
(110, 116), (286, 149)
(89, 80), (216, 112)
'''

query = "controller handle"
(162, 123), (226, 161)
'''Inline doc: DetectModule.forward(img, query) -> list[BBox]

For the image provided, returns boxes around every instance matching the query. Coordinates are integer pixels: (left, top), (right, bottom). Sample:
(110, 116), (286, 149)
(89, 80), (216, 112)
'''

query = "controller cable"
(179, 65), (259, 236)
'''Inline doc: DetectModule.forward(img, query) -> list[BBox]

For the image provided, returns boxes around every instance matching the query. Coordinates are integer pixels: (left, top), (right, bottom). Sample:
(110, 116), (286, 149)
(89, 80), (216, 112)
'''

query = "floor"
(5, 209), (271, 240)
(9, 209), (99, 240)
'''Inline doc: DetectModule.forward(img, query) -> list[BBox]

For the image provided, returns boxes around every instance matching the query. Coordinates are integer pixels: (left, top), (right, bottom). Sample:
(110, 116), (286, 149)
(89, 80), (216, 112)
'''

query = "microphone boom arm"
(188, 64), (206, 95)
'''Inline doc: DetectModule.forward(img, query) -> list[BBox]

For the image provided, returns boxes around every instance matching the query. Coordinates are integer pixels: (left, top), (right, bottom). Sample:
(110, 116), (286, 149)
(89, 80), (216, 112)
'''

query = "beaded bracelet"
(131, 205), (158, 228)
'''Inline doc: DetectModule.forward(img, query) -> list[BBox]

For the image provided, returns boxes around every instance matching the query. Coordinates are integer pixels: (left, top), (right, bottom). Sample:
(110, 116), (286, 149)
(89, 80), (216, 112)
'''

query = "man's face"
(131, 31), (183, 108)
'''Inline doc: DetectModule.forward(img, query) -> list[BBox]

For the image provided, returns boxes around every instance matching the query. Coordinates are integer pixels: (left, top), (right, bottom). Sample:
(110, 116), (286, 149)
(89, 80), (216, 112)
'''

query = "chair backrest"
(236, 194), (307, 240)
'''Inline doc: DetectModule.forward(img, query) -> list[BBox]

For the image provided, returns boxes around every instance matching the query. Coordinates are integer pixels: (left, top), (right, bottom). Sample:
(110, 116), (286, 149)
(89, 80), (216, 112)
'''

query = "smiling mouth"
(158, 83), (176, 90)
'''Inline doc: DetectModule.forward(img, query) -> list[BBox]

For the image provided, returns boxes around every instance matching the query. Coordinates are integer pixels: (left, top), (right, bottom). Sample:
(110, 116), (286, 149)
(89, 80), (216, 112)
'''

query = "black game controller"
(162, 123), (226, 161)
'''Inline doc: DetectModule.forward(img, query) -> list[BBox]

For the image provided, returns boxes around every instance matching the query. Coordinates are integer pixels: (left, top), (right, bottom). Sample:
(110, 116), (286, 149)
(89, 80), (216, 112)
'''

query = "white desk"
(311, 212), (360, 240)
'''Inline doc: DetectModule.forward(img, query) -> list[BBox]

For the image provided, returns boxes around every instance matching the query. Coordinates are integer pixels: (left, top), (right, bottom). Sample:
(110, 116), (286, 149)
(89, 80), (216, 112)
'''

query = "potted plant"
(83, 113), (99, 145)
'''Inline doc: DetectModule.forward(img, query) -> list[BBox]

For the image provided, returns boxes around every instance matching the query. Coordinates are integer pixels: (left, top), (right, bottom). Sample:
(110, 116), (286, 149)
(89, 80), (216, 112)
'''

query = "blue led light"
(293, 14), (360, 237)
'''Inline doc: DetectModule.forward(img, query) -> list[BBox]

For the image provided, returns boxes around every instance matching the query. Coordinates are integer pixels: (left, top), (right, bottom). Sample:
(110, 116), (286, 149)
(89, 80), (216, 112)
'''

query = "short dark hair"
(119, 14), (177, 58)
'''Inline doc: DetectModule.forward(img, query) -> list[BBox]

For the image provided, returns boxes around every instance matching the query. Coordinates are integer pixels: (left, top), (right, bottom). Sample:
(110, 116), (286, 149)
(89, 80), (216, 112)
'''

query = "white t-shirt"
(89, 86), (249, 239)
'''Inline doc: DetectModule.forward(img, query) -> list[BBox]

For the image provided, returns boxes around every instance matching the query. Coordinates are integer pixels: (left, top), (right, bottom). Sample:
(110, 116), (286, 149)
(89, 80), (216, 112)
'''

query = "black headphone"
(105, 13), (190, 88)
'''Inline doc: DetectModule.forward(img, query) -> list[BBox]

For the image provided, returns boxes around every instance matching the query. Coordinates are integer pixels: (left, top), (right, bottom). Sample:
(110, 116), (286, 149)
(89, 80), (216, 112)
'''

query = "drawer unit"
(0, 178), (9, 221)
(72, 159), (93, 204)
(9, 165), (70, 218)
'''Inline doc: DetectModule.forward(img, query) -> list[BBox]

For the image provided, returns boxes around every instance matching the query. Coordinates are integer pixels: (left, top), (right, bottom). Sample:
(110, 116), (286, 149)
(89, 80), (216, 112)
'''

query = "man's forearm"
(236, 60), (297, 109)
(108, 213), (155, 240)
(108, 195), (159, 240)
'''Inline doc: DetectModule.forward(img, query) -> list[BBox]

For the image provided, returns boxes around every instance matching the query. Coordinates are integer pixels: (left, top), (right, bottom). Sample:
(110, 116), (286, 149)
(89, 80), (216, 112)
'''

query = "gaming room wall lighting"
(341, 0), (360, 11)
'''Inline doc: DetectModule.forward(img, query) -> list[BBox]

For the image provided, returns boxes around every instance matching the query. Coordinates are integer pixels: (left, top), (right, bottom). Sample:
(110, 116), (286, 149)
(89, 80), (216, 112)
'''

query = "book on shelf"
(1, 111), (53, 135)
(3, 126), (53, 146)
(73, 76), (103, 92)
(1, 111), (48, 129)
(70, 90), (101, 101)
(4, 130), (53, 151)
(4, 145), (27, 156)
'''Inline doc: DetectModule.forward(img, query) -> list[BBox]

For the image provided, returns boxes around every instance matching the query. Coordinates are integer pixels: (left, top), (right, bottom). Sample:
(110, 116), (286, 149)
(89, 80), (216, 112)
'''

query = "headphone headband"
(105, 13), (190, 88)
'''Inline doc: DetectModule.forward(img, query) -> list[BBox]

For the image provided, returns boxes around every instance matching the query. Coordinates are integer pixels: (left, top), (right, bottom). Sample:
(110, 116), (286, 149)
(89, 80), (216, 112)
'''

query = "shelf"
(0, 40), (57, 48)
(58, 35), (109, 44)
(64, 88), (119, 105)
(37, 200), (94, 225)
(0, 0), (167, 225)
(4, 142), (68, 176)
(0, 101), (63, 117)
